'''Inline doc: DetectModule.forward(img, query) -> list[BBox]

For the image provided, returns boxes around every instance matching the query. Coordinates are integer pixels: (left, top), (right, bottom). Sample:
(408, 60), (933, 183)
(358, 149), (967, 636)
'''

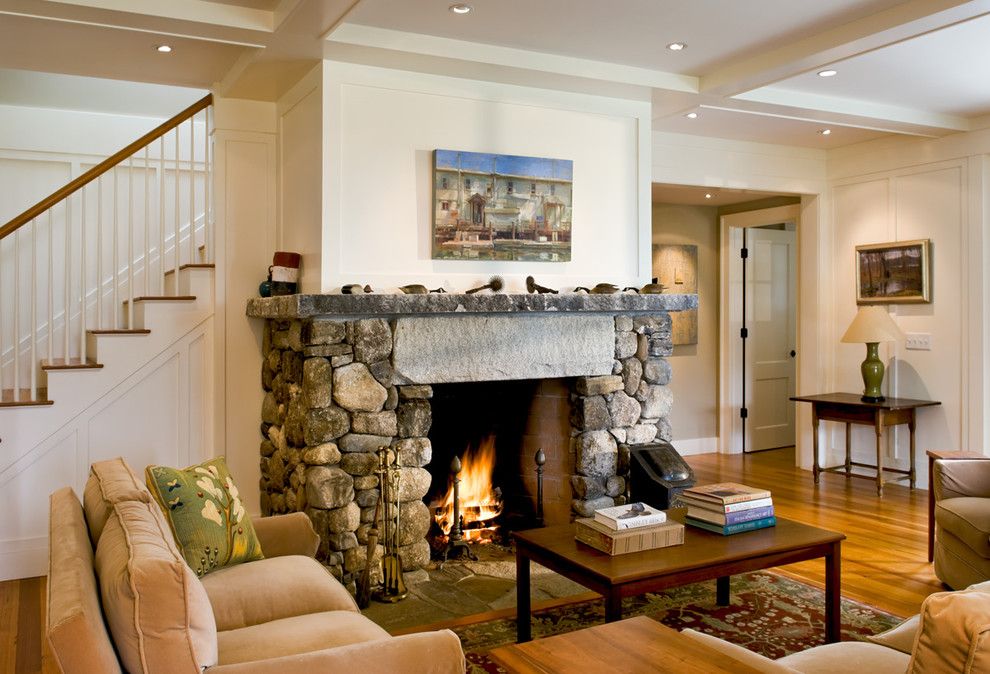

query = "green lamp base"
(861, 342), (885, 403)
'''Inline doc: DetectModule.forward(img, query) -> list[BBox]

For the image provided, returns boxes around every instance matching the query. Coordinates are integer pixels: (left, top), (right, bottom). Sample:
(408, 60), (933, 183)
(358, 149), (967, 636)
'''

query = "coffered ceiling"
(1, 0), (989, 149)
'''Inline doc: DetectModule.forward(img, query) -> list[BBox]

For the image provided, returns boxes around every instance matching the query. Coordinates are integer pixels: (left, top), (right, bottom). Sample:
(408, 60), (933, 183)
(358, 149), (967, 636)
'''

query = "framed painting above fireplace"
(432, 149), (573, 262)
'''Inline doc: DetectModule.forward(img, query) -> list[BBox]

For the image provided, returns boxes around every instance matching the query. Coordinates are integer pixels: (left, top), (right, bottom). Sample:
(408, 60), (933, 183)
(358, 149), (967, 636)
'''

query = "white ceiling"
(651, 184), (791, 207)
(1, 0), (989, 150)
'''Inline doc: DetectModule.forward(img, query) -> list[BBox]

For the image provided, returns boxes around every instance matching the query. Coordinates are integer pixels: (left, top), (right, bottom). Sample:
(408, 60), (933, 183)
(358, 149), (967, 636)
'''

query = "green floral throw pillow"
(146, 457), (263, 576)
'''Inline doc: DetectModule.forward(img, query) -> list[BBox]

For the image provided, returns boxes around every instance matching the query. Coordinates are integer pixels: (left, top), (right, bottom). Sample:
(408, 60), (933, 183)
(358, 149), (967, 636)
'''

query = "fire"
(434, 436), (503, 539)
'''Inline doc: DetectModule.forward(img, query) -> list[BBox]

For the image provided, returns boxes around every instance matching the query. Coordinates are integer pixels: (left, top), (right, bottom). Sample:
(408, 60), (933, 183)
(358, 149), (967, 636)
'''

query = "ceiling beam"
(700, 0), (990, 97)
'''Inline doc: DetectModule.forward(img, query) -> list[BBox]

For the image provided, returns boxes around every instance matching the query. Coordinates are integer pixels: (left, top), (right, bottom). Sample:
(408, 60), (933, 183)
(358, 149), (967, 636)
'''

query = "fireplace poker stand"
(440, 455), (478, 566)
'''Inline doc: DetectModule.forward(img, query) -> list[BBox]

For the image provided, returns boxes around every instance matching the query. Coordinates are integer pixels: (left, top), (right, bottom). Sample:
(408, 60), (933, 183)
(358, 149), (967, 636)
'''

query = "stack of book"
(676, 482), (775, 535)
(575, 502), (684, 555)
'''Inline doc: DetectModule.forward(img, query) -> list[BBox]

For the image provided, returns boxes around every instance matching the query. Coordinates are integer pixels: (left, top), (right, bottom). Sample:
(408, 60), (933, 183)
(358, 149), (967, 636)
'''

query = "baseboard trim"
(0, 537), (47, 581)
(670, 436), (718, 456)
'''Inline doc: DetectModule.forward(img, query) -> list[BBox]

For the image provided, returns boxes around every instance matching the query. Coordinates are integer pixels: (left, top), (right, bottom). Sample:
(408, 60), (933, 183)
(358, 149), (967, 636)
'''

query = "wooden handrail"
(0, 93), (213, 240)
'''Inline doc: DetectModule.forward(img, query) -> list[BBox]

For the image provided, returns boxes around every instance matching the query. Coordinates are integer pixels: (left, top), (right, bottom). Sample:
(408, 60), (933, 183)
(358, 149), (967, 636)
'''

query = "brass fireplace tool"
(374, 446), (408, 603)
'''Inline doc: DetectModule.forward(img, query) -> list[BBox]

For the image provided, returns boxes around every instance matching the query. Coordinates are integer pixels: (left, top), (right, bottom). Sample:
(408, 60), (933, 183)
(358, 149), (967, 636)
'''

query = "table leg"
(812, 408), (821, 485)
(605, 589), (623, 622)
(716, 576), (730, 606)
(516, 551), (531, 643)
(908, 410), (915, 489)
(928, 454), (935, 562)
(844, 423), (852, 475)
(875, 415), (884, 497)
(825, 541), (842, 643)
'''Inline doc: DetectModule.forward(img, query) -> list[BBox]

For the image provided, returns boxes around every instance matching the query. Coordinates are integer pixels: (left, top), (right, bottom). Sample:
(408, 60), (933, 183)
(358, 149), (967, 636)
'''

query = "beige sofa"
(679, 580), (990, 673)
(47, 457), (466, 673)
(933, 458), (990, 589)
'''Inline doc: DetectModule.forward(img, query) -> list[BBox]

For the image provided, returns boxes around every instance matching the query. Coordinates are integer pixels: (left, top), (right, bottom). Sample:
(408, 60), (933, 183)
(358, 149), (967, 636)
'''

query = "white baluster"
(159, 136), (166, 296)
(145, 146), (150, 298)
(128, 157), (134, 329)
(47, 210), (53, 363)
(80, 186), (87, 360)
(174, 128), (180, 295)
(0, 237), (4, 397)
(31, 218), (37, 399)
(204, 106), (211, 263)
(14, 229), (21, 397)
(113, 167), (119, 329)
(64, 198), (71, 361)
(97, 176), (103, 330)
(190, 117), (196, 264)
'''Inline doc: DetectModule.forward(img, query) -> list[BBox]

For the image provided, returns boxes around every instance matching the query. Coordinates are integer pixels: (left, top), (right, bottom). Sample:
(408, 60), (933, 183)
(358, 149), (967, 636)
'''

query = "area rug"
(454, 571), (903, 673)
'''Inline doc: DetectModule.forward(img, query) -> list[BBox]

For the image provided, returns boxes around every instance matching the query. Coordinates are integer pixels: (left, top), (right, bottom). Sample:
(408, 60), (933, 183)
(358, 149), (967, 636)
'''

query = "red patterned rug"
(454, 571), (903, 673)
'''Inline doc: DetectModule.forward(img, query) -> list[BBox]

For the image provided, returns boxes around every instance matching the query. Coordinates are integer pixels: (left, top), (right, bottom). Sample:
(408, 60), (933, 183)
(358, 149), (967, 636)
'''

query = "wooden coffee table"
(513, 516), (844, 644)
(490, 616), (765, 673)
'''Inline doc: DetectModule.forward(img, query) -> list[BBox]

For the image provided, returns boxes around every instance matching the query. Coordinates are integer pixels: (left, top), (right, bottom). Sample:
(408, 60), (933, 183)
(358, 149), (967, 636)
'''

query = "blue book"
(686, 505), (775, 526)
(685, 515), (777, 535)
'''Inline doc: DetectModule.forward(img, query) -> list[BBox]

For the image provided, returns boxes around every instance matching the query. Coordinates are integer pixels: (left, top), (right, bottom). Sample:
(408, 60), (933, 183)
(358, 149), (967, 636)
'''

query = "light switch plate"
(905, 333), (932, 350)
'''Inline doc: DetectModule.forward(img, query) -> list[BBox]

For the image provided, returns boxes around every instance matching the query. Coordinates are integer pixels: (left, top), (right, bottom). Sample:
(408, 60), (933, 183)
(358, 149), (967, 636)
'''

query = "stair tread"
(41, 358), (103, 370)
(164, 263), (215, 276)
(123, 295), (197, 304)
(0, 389), (52, 407)
(87, 329), (152, 335)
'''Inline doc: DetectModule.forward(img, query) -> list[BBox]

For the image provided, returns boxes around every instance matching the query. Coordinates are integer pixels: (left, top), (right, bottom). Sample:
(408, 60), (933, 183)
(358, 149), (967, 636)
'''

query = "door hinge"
(740, 247), (749, 259)
(740, 407), (748, 419)
(740, 327), (748, 339)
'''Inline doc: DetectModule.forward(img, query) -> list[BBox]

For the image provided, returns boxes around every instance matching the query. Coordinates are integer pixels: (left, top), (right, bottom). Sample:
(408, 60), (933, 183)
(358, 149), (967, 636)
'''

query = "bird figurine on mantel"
(465, 275), (504, 294)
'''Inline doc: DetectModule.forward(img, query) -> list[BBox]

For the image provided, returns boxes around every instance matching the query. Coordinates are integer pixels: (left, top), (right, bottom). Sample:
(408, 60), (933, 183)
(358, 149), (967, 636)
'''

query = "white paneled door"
(748, 228), (797, 451)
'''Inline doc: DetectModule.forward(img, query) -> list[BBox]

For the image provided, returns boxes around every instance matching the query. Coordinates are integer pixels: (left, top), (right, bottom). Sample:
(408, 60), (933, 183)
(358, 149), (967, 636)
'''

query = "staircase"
(0, 95), (216, 578)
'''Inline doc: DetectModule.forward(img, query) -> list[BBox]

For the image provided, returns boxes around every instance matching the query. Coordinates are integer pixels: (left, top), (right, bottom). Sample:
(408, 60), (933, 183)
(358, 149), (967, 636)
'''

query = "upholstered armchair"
(933, 458), (990, 589)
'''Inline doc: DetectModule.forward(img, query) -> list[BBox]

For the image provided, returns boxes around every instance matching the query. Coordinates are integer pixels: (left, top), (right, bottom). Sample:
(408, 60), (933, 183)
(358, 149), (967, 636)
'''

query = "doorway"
(721, 205), (800, 455)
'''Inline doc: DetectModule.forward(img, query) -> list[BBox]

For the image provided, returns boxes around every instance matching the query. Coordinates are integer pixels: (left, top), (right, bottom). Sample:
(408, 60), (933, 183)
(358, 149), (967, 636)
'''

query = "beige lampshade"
(841, 306), (905, 344)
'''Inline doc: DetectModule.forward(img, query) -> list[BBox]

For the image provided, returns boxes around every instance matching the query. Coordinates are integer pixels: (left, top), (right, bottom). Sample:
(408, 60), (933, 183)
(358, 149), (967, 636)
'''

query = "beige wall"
(651, 203), (719, 450)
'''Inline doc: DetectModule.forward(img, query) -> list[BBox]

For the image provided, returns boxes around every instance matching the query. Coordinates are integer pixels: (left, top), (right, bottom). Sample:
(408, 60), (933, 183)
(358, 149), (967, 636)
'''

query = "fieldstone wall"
(569, 314), (673, 517)
(258, 310), (673, 591)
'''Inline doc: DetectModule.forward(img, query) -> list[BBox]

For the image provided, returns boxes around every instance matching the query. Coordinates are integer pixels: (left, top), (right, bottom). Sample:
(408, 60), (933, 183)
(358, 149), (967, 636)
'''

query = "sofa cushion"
(867, 615), (919, 654)
(935, 527), (990, 590)
(47, 487), (123, 674)
(201, 555), (358, 631)
(146, 457), (264, 577)
(778, 642), (911, 672)
(95, 498), (218, 674)
(217, 610), (389, 665)
(909, 587), (990, 673)
(936, 497), (990, 558)
(83, 457), (150, 546)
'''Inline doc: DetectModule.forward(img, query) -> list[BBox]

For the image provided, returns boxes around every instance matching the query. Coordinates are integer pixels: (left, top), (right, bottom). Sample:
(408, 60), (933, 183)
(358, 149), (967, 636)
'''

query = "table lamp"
(840, 306), (904, 403)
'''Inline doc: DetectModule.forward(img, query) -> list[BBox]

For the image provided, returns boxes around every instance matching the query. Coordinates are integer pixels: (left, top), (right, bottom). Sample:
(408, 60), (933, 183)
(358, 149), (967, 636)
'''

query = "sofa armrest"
(934, 458), (990, 501)
(679, 630), (797, 673)
(252, 513), (319, 558)
(206, 630), (465, 674)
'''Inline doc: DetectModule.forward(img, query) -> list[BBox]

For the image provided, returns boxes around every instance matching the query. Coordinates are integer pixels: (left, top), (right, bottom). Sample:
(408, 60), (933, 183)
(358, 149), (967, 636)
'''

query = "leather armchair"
(933, 458), (990, 589)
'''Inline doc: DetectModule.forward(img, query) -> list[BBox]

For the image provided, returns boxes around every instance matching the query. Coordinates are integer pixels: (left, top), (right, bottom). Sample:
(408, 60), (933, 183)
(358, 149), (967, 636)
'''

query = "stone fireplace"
(247, 292), (697, 591)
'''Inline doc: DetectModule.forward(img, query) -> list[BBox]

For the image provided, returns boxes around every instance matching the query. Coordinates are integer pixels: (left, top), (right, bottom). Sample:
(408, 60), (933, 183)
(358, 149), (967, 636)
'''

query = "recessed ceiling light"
(667, 42), (687, 51)
(685, 112), (698, 119)
(449, 3), (472, 14)
(705, 193), (713, 199)
(817, 69), (837, 77)
(819, 129), (832, 136)
(155, 44), (172, 53)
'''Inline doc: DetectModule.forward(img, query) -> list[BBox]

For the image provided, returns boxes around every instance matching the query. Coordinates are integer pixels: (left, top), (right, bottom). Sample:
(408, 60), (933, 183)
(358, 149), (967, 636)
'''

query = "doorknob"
(789, 350), (796, 357)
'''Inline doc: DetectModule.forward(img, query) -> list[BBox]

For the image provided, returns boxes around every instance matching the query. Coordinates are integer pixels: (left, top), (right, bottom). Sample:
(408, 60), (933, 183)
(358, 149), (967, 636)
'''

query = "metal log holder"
(535, 448), (546, 527)
(440, 455), (478, 565)
(373, 446), (408, 603)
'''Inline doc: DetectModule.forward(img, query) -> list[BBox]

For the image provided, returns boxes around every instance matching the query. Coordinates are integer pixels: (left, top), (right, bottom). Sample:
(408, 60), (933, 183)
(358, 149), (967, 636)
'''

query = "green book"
(685, 515), (776, 536)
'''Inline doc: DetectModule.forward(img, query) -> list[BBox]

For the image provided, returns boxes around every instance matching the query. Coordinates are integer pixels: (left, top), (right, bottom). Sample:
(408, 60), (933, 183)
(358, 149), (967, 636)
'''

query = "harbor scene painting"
(432, 149), (573, 261)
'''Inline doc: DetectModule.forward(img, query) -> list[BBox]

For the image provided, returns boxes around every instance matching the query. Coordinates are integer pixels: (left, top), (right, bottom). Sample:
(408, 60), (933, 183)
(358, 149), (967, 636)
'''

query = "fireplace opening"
(426, 378), (573, 555)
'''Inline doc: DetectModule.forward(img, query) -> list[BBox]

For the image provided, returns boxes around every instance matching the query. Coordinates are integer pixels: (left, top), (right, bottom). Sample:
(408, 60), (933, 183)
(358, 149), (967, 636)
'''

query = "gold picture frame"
(855, 239), (931, 304)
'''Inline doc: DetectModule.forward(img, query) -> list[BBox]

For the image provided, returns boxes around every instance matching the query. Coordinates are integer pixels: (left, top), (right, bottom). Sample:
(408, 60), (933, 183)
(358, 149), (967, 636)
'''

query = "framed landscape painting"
(432, 149), (573, 262)
(855, 239), (931, 304)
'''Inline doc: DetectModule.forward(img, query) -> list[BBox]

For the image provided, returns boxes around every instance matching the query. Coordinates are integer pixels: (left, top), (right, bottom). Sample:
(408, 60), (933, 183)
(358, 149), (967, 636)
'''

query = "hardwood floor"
(0, 447), (944, 672)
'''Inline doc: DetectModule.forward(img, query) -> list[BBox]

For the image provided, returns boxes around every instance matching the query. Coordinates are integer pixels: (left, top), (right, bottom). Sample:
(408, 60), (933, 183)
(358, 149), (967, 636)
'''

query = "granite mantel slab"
(246, 293), (698, 319)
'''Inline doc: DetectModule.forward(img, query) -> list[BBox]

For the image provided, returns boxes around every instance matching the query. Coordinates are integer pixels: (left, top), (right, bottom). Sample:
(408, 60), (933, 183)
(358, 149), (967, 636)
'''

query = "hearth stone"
(250, 294), (694, 591)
